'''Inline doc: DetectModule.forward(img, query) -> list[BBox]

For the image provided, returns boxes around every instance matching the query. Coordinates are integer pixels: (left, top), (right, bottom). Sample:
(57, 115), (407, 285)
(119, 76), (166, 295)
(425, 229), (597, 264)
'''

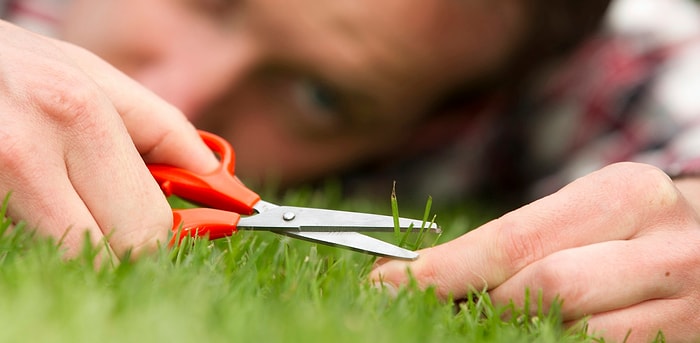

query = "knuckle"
(604, 162), (679, 209)
(146, 124), (182, 156)
(633, 165), (678, 207)
(0, 131), (26, 173)
(398, 243), (478, 299)
(0, 131), (42, 184)
(529, 259), (564, 289)
(494, 215), (547, 274)
(410, 260), (448, 296)
(588, 163), (682, 228)
(29, 73), (104, 130)
(528, 254), (582, 304)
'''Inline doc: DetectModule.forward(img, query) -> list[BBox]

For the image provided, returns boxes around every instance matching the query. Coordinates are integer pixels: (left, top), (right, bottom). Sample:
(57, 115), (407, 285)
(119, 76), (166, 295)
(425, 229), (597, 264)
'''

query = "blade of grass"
(412, 195), (434, 249)
(0, 192), (11, 238)
(391, 181), (401, 243)
(0, 186), (613, 343)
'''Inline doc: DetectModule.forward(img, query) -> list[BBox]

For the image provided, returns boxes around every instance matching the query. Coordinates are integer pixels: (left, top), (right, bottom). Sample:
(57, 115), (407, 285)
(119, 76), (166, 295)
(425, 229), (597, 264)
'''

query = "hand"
(370, 162), (700, 342)
(0, 21), (219, 259)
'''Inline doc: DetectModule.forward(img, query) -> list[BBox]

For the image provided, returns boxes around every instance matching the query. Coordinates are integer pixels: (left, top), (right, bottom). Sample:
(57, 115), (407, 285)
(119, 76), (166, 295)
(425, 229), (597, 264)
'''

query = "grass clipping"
(391, 181), (439, 250)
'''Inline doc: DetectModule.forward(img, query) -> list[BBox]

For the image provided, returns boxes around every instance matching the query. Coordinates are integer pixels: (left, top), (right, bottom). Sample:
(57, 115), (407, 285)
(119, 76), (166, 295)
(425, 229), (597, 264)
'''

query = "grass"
(0, 188), (609, 343)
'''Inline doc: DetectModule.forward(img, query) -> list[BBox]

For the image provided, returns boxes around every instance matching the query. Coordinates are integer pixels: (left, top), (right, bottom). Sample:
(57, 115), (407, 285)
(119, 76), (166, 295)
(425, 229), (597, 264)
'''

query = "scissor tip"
(384, 248), (419, 261)
(424, 222), (441, 234)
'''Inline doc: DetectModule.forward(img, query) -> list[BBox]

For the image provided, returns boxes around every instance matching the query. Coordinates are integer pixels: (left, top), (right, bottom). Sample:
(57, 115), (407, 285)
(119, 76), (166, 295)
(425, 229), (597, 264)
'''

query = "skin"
(3, 0), (700, 341)
(57, 0), (522, 186)
(371, 163), (700, 342)
(0, 20), (219, 258)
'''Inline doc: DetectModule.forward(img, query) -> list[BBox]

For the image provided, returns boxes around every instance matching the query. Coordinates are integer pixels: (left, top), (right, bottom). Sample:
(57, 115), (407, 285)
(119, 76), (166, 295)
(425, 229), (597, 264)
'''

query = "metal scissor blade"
(241, 204), (440, 233)
(278, 231), (419, 260)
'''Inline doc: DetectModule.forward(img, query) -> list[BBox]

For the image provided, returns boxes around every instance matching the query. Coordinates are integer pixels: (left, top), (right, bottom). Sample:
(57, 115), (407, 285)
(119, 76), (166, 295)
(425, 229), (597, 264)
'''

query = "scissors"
(147, 131), (439, 260)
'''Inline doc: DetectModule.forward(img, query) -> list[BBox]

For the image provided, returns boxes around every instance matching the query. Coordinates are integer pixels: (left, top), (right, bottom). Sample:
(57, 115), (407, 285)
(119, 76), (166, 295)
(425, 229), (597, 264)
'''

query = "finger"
(580, 298), (700, 343)
(371, 163), (692, 299)
(0, 135), (109, 258)
(23, 72), (172, 257)
(53, 89), (172, 257)
(0, 23), (173, 257)
(54, 40), (219, 173)
(62, 116), (172, 257)
(488, 232), (696, 321)
(13, 183), (112, 260)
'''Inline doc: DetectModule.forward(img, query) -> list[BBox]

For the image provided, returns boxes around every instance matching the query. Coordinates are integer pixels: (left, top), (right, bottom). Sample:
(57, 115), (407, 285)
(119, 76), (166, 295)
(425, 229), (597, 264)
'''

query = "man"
(2, 0), (700, 341)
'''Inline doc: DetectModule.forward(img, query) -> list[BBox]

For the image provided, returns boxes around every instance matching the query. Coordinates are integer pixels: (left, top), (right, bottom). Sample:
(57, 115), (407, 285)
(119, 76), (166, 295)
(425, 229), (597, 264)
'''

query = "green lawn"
(0, 189), (612, 343)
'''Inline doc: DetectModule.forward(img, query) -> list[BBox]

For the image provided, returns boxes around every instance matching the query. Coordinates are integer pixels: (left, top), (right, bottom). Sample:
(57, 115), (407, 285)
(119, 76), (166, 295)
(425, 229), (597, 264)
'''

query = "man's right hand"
(0, 21), (219, 259)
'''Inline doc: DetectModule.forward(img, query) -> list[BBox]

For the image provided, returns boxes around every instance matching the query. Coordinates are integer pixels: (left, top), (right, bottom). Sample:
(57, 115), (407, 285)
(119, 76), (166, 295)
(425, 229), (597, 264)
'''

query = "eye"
(202, 0), (229, 11)
(186, 0), (236, 20)
(290, 78), (345, 129)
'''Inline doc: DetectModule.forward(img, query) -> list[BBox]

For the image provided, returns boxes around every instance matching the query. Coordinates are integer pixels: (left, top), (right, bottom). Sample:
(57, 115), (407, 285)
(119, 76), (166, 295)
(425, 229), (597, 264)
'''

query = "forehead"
(251, 0), (523, 98)
(60, 0), (523, 120)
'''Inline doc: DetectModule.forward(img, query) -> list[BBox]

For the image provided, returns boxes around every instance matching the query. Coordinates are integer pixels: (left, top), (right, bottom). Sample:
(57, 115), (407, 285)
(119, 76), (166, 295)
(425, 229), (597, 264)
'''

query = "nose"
(131, 30), (259, 119)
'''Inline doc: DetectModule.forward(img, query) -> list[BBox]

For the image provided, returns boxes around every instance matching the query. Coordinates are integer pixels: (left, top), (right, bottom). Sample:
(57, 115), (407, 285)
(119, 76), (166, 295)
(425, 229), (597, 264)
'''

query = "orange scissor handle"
(147, 131), (260, 243)
(147, 130), (260, 214)
(169, 208), (241, 246)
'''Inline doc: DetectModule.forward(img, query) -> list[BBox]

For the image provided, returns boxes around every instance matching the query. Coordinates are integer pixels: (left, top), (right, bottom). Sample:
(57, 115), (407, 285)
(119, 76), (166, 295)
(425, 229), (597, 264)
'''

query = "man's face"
(59, 0), (522, 186)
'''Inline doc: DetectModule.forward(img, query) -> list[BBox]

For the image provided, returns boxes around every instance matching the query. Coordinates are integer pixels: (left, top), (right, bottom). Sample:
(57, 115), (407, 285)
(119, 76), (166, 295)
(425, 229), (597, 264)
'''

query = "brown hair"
(511, 0), (612, 82)
(432, 0), (611, 113)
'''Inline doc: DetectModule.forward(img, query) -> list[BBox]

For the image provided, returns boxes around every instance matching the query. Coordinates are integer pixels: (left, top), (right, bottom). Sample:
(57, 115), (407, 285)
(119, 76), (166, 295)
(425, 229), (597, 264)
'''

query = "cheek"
(216, 113), (382, 186)
(58, 1), (186, 69)
(59, 1), (140, 47)
(196, 96), (396, 187)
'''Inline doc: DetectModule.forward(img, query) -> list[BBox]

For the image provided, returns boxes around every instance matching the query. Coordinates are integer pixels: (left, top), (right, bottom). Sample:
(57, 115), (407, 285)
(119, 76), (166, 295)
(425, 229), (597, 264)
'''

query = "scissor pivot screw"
(282, 212), (296, 221)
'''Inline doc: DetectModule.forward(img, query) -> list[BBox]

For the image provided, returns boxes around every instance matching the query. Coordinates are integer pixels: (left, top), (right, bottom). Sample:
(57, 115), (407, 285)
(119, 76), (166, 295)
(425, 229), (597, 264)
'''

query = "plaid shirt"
(5, 0), (700, 206)
(511, 0), (700, 200)
(2, 0), (64, 36)
(344, 0), (700, 206)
